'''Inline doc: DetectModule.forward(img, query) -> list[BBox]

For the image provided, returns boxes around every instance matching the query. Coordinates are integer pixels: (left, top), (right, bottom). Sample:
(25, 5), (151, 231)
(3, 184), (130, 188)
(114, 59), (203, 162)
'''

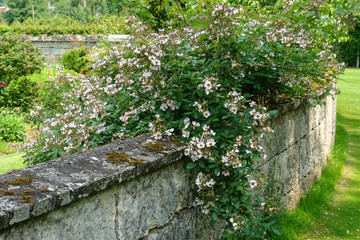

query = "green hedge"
(0, 15), (128, 36)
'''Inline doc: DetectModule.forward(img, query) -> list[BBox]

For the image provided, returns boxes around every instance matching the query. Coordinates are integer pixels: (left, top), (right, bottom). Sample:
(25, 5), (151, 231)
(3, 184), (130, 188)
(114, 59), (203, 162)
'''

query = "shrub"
(333, 16), (360, 67)
(0, 33), (43, 111)
(0, 109), (26, 142)
(22, 1), (353, 239)
(0, 140), (20, 155)
(24, 72), (110, 163)
(0, 76), (40, 112)
(62, 47), (90, 73)
(0, 33), (43, 85)
(0, 16), (128, 36)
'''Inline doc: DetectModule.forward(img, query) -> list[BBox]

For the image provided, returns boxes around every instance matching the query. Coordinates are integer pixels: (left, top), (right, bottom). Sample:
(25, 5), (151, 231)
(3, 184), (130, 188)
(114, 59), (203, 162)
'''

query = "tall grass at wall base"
(270, 112), (348, 239)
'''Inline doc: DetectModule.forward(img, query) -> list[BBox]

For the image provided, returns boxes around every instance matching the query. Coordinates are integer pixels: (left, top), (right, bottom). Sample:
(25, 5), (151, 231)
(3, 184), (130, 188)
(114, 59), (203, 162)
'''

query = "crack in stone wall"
(115, 192), (120, 240)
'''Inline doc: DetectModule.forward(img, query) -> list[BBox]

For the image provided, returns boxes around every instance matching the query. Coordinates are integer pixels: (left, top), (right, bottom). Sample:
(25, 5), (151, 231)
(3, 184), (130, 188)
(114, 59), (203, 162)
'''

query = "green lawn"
(271, 68), (360, 239)
(0, 141), (25, 174)
(0, 153), (26, 174)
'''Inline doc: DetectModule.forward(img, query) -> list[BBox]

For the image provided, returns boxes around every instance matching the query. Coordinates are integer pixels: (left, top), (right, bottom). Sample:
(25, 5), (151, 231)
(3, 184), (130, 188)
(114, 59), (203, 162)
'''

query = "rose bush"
(0, 33), (43, 111)
(0, 33), (43, 85)
(23, 0), (354, 238)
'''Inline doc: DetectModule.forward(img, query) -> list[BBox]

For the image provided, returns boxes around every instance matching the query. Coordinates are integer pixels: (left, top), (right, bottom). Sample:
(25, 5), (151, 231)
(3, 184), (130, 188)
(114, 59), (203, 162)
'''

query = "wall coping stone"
(269, 82), (334, 118)
(0, 135), (184, 231)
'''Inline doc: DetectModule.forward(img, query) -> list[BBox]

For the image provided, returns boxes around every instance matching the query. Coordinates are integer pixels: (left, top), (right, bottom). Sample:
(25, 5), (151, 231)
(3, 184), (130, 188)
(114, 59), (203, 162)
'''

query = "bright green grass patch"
(270, 68), (360, 239)
(0, 141), (19, 156)
(0, 153), (25, 175)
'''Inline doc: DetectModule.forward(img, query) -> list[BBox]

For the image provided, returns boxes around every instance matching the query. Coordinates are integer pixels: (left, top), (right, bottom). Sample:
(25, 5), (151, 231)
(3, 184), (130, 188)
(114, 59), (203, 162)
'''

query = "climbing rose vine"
(23, 1), (351, 238)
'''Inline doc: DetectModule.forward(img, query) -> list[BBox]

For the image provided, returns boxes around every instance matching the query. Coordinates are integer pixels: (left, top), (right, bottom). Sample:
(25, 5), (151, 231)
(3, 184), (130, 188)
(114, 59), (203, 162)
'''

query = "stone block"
(0, 188), (116, 240)
(115, 160), (194, 240)
(142, 208), (225, 240)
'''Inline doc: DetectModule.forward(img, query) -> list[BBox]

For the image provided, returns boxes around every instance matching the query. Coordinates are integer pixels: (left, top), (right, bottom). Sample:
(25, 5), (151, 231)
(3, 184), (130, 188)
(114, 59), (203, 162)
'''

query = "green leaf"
(208, 164), (216, 168)
(272, 226), (282, 236)
(198, 161), (205, 168)
(268, 110), (278, 115)
(185, 162), (196, 169)
(212, 212), (217, 222)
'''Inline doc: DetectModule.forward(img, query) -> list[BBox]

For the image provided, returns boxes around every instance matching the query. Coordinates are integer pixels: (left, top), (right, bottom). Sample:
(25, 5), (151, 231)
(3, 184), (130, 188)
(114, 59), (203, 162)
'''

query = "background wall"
(20, 35), (128, 63)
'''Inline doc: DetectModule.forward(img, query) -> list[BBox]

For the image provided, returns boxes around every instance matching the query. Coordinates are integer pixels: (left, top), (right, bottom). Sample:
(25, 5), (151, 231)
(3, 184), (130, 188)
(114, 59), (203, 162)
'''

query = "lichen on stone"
(170, 137), (186, 148)
(21, 190), (35, 196)
(105, 151), (144, 166)
(41, 188), (51, 193)
(3, 175), (34, 186)
(142, 141), (171, 154)
(0, 189), (16, 196)
(20, 196), (33, 203)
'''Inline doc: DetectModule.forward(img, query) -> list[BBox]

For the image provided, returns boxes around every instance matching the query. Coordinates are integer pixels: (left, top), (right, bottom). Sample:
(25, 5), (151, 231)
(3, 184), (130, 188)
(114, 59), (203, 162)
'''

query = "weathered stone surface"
(115, 160), (194, 240)
(0, 188), (116, 240)
(142, 208), (226, 240)
(0, 141), (224, 240)
(0, 135), (185, 231)
(259, 91), (336, 209)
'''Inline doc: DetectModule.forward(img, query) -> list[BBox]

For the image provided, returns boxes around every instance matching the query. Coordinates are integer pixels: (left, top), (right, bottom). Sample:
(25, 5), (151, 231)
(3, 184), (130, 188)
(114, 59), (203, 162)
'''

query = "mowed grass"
(0, 141), (25, 174)
(271, 68), (360, 239)
(0, 153), (25, 175)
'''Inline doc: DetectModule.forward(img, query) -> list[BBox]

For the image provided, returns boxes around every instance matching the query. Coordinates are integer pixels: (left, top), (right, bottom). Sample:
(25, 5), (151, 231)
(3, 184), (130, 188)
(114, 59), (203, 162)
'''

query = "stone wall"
(20, 35), (128, 63)
(0, 90), (336, 239)
(258, 89), (336, 209)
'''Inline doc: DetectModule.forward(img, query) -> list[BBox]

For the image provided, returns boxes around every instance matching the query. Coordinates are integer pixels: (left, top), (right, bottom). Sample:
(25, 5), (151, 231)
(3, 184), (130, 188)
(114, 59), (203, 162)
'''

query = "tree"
(2, 0), (47, 24)
(0, 0), (8, 6)
(334, 17), (360, 67)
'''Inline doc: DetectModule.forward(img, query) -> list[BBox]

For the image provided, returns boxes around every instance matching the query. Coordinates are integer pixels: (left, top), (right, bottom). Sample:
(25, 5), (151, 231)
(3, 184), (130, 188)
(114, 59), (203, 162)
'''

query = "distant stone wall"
(0, 89), (336, 239)
(20, 35), (128, 63)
